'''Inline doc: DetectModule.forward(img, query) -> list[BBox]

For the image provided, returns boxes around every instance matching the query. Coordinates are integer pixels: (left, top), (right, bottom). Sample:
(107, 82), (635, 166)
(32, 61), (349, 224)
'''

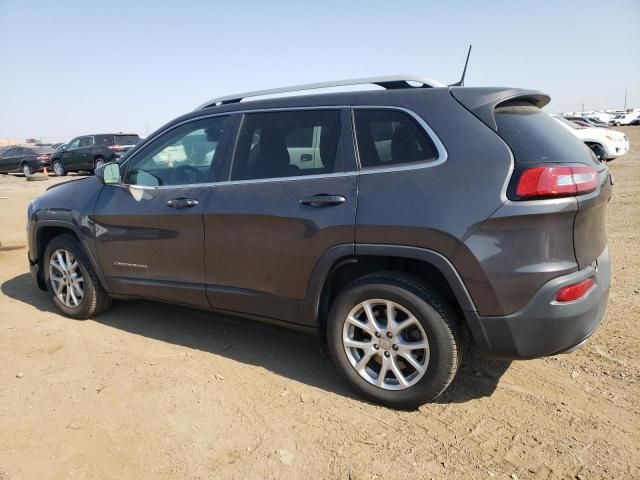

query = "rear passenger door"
(76, 136), (95, 170)
(203, 108), (357, 324)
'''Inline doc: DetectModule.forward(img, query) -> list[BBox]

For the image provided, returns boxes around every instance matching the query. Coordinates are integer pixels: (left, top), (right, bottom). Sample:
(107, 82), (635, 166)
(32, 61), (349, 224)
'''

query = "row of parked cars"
(0, 133), (141, 176)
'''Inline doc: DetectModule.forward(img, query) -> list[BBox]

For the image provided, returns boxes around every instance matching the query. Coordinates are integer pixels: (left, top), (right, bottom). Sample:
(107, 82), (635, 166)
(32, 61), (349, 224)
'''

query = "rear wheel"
(22, 163), (33, 176)
(327, 272), (461, 409)
(52, 160), (66, 176)
(44, 234), (112, 319)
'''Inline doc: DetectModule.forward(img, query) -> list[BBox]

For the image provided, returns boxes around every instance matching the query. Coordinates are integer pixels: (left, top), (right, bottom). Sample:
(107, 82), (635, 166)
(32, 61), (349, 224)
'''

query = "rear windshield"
(114, 135), (141, 145)
(494, 103), (598, 166)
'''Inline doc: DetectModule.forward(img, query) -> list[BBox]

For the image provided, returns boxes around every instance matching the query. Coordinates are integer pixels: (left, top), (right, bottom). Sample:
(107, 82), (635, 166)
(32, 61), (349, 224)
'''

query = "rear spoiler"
(450, 87), (551, 131)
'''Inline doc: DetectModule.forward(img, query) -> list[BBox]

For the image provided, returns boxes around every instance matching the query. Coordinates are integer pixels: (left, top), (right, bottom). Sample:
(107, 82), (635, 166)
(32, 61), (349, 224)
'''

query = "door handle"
(300, 194), (346, 207)
(167, 198), (199, 209)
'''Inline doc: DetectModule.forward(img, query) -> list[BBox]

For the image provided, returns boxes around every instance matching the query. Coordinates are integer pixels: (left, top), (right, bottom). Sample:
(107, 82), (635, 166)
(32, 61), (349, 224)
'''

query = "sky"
(1, 0), (639, 142)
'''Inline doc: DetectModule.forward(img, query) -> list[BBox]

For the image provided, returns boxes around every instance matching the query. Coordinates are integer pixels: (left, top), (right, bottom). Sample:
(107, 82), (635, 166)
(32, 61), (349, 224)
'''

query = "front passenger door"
(62, 137), (81, 171)
(93, 115), (234, 308)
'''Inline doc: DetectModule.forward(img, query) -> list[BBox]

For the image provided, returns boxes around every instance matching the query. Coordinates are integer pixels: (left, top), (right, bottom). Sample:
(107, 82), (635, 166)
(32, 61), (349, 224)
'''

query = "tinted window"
(79, 137), (93, 147)
(231, 110), (341, 180)
(125, 116), (230, 187)
(495, 103), (598, 166)
(114, 135), (141, 145)
(95, 135), (114, 145)
(3, 148), (16, 156)
(354, 109), (438, 168)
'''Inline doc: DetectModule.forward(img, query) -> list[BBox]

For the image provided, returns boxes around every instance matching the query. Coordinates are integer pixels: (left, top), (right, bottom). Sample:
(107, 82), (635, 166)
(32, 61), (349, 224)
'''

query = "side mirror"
(97, 162), (121, 184)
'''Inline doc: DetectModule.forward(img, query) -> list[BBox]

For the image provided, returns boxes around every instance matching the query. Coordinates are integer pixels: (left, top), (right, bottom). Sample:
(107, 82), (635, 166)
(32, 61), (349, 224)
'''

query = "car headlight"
(605, 135), (616, 141)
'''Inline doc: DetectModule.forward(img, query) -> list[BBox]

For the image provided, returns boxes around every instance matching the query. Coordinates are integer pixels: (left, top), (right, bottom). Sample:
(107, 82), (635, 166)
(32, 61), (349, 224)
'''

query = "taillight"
(555, 278), (594, 302)
(36, 155), (50, 161)
(516, 165), (598, 199)
(108, 145), (124, 151)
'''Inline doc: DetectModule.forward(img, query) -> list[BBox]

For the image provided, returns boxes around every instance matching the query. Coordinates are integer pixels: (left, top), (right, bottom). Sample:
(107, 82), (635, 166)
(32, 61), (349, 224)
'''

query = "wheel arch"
(33, 221), (110, 292)
(302, 244), (478, 336)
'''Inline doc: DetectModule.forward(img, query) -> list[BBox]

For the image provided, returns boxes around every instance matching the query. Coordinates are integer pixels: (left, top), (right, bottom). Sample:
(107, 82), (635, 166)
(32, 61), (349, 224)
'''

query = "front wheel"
(44, 234), (112, 319)
(588, 143), (607, 161)
(327, 272), (461, 409)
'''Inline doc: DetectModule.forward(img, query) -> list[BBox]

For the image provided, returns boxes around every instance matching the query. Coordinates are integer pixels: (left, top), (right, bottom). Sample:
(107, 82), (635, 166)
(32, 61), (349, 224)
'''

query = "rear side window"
(231, 110), (342, 181)
(494, 103), (598, 166)
(79, 137), (94, 147)
(354, 109), (438, 169)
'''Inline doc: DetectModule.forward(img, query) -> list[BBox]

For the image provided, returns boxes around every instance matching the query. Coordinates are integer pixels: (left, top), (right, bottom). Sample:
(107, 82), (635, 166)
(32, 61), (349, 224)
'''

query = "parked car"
(629, 117), (640, 126)
(50, 133), (141, 176)
(562, 115), (609, 129)
(612, 112), (640, 126)
(553, 115), (629, 160)
(0, 146), (54, 175)
(27, 76), (612, 408)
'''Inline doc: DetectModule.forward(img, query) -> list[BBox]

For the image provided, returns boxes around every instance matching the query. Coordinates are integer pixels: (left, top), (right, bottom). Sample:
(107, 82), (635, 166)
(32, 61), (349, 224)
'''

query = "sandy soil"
(0, 130), (639, 480)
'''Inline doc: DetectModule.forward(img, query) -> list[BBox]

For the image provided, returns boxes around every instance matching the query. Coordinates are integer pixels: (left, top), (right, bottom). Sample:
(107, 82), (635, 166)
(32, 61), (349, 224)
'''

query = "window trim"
(116, 105), (446, 190)
(351, 106), (447, 174)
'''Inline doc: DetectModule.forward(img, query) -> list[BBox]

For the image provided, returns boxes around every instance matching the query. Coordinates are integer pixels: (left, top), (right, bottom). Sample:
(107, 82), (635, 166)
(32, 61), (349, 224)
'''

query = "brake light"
(555, 278), (594, 302)
(36, 155), (50, 161)
(516, 166), (598, 199)
(108, 145), (124, 151)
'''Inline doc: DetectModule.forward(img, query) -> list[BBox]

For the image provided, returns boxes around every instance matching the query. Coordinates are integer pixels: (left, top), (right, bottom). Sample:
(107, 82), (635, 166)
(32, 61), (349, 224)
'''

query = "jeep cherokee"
(27, 76), (612, 408)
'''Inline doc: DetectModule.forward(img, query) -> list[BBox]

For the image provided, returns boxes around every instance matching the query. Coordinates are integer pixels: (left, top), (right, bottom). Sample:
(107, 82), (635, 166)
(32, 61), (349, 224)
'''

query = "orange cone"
(43, 167), (48, 176)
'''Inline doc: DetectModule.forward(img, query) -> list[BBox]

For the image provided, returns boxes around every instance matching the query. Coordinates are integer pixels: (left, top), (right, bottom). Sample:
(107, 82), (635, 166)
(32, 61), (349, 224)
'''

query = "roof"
(196, 75), (445, 110)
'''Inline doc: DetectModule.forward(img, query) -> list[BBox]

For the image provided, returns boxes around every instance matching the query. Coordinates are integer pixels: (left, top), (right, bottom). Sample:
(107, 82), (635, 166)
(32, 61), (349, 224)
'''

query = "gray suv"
(27, 76), (612, 408)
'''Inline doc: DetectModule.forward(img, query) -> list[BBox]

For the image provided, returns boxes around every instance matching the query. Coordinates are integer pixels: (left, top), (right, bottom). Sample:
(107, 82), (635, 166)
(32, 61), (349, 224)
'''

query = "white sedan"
(552, 115), (629, 161)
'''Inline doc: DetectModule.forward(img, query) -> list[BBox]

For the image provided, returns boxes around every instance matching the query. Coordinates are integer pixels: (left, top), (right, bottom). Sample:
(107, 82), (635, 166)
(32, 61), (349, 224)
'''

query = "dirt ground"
(1, 129), (639, 480)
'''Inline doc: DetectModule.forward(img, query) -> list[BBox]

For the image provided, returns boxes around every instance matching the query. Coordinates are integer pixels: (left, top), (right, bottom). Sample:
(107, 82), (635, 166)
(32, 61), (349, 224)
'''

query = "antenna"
(449, 45), (472, 87)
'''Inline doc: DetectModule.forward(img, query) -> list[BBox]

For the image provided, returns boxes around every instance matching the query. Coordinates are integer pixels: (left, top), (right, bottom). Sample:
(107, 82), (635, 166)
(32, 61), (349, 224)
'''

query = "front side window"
(354, 109), (438, 169)
(231, 110), (341, 181)
(67, 138), (81, 150)
(124, 115), (230, 187)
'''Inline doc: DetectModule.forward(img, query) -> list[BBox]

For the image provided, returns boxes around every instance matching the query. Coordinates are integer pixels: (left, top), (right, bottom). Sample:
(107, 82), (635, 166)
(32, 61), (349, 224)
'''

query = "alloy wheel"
(48, 248), (85, 308)
(342, 299), (429, 390)
(53, 162), (64, 176)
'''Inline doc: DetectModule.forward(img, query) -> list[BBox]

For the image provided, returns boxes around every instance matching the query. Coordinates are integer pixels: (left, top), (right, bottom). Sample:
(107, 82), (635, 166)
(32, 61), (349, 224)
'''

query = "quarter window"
(354, 109), (438, 168)
(124, 116), (230, 187)
(231, 110), (342, 181)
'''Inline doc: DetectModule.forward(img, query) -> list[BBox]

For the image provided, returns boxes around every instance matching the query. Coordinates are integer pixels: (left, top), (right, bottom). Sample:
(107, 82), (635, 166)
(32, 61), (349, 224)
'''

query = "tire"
(93, 157), (105, 173)
(52, 160), (67, 176)
(327, 272), (461, 409)
(588, 143), (607, 161)
(22, 163), (33, 176)
(43, 233), (112, 319)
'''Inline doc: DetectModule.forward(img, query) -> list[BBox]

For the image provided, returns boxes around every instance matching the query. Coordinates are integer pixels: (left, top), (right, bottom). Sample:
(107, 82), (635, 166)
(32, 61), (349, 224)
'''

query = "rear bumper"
(467, 246), (610, 359)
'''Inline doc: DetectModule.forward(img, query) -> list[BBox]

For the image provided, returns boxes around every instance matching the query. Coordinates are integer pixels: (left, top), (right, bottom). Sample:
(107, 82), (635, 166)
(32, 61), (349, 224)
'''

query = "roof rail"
(195, 75), (444, 110)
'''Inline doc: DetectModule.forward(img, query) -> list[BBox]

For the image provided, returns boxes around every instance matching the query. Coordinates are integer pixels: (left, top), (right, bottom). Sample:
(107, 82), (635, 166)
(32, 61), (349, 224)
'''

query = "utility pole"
(624, 88), (628, 111)
(581, 103), (584, 113)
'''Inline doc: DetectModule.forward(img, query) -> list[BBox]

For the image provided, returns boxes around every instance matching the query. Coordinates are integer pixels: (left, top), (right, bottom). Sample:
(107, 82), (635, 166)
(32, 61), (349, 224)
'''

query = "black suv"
(50, 133), (141, 176)
(27, 77), (612, 408)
